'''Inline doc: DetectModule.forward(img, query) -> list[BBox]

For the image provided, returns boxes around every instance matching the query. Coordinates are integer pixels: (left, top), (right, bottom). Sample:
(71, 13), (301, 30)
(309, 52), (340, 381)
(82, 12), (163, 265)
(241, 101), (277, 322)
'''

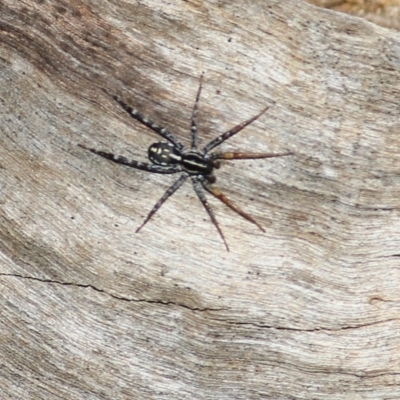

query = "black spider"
(79, 74), (291, 251)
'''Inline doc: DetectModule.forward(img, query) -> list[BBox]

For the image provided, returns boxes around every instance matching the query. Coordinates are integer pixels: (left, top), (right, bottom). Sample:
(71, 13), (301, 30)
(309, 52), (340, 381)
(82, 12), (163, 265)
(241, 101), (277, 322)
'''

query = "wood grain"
(306, 0), (400, 30)
(1, 0), (400, 398)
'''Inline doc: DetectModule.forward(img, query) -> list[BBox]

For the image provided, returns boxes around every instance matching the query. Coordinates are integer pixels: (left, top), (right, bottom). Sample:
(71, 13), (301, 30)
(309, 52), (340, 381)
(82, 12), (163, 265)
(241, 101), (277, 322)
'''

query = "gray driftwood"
(1, 1), (400, 399)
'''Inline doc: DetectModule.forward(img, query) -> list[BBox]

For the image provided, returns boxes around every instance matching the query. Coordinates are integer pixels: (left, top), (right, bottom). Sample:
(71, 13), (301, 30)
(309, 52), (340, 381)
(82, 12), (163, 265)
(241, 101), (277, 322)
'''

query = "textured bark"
(1, 0), (400, 399)
(306, 0), (400, 30)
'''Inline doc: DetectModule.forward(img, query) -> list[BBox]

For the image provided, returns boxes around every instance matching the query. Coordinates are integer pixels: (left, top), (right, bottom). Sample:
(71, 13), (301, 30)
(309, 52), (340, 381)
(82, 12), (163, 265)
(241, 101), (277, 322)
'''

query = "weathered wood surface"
(1, 0), (400, 399)
(307, 0), (400, 30)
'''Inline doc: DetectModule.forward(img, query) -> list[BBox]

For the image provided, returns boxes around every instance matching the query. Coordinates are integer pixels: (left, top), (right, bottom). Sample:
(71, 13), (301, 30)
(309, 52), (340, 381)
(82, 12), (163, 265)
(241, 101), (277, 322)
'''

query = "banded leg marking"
(136, 174), (188, 233)
(113, 96), (184, 151)
(203, 106), (270, 153)
(210, 151), (293, 160)
(190, 73), (203, 150)
(191, 177), (229, 251)
(78, 144), (181, 174)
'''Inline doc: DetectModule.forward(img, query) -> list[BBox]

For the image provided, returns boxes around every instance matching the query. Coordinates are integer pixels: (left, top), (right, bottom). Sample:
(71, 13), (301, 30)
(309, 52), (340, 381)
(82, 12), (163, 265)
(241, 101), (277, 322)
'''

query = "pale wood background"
(1, 0), (400, 399)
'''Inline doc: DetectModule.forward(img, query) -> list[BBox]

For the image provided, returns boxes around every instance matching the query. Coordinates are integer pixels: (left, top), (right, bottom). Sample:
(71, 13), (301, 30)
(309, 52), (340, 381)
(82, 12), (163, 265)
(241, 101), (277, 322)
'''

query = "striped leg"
(203, 106), (270, 153)
(113, 96), (184, 151)
(191, 177), (229, 251)
(78, 144), (181, 174)
(136, 174), (188, 233)
(201, 179), (265, 233)
(190, 73), (204, 149)
(210, 151), (293, 160)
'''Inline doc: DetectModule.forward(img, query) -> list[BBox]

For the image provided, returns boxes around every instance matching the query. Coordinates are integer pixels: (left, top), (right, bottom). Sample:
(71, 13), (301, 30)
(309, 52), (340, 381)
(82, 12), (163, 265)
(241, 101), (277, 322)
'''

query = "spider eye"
(213, 160), (221, 169)
(148, 142), (182, 166)
(207, 175), (216, 184)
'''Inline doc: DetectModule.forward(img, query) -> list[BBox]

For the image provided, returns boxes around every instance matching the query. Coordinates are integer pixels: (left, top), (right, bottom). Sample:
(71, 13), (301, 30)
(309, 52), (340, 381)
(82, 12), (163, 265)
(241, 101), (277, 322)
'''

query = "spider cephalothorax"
(148, 142), (218, 177)
(79, 74), (291, 250)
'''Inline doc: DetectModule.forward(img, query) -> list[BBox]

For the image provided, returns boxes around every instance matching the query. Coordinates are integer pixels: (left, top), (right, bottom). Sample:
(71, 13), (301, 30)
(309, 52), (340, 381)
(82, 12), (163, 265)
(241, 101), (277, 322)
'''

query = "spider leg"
(190, 73), (204, 149)
(201, 179), (265, 233)
(191, 177), (229, 251)
(78, 144), (181, 174)
(113, 96), (184, 151)
(210, 151), (293, 160)
(203, 106), (270, 153)
(136, 173), (188, 233)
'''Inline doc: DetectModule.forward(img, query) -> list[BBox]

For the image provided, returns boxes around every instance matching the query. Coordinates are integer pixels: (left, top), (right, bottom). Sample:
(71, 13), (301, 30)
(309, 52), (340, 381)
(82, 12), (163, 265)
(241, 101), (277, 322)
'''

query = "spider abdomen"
(148, 142), (182, 165)
(182, 151), (213, 175)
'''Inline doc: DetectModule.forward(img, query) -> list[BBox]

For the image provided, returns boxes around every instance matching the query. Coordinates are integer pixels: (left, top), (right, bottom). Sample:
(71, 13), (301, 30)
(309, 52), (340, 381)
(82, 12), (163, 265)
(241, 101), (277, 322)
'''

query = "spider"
(79, 74), (291, 251)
